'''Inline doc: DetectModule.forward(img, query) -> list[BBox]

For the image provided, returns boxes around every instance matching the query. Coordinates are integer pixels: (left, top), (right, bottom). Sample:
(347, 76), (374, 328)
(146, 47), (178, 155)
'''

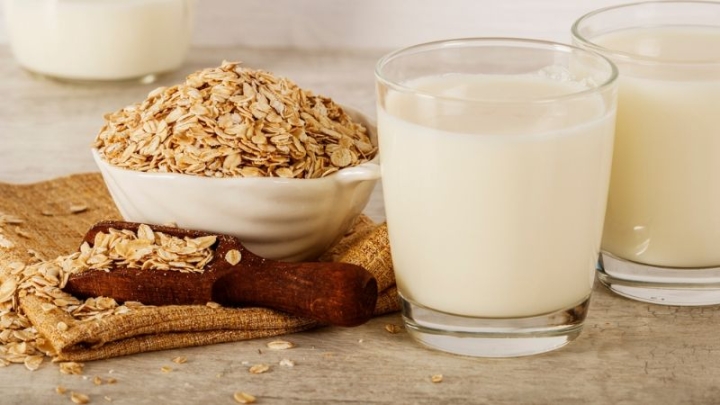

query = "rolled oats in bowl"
(92, 61), (381, 261)
(94, 61), (377, 179)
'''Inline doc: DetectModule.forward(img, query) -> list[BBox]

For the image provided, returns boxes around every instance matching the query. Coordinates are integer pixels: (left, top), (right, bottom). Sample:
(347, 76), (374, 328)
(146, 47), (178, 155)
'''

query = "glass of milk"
(375, 38), (618, 357)
(4, 0), (195, 83)
(573, 1), (720, 306)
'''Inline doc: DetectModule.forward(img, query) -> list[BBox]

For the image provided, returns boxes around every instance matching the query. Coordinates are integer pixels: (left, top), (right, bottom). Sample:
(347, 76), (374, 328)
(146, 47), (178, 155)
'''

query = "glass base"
(22, 67), (161, 85)
(598, 252), (720, 306)
(400, 295), (589, 358)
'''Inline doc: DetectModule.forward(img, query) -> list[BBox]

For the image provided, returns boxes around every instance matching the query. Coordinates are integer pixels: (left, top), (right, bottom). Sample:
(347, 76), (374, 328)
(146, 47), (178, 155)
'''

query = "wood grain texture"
(1, 45), (720, 405)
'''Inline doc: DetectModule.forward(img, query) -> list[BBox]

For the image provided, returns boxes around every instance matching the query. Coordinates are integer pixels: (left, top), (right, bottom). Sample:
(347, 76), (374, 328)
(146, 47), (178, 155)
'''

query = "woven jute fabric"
(0, 173), (398, 362)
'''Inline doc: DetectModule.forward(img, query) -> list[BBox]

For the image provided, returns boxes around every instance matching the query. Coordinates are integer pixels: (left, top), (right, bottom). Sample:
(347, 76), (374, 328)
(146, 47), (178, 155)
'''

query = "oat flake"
(233, 392), (256, 404)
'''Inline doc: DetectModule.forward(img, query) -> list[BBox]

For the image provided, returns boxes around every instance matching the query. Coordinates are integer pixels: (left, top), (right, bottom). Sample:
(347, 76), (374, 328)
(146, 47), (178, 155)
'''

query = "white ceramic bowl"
(93, 108), (380, 262)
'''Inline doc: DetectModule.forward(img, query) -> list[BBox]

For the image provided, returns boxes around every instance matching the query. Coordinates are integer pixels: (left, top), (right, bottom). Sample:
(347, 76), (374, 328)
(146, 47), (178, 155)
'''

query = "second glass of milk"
(573, 1), (720, 306)
(4, 0), (195, 83)
(375, 38), (618, 357)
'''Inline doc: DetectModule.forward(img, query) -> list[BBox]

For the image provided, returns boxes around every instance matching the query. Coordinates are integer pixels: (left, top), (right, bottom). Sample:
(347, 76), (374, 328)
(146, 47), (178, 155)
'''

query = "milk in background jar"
(4, 0), (195, 81)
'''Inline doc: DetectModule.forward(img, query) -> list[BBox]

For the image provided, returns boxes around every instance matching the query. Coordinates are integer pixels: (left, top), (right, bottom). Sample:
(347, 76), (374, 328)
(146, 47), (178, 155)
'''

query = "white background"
(0, 0), (629, 50)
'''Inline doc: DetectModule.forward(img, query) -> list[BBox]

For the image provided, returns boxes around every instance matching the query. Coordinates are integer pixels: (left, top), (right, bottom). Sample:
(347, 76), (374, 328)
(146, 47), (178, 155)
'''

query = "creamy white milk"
(4, 0), (194, 81)
(594, 26), (720, 268)
(378, 73), (615, 318)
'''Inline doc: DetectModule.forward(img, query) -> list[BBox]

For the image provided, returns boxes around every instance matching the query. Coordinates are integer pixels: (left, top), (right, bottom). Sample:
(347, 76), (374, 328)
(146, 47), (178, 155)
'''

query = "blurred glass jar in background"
(3, 0), (195, 83)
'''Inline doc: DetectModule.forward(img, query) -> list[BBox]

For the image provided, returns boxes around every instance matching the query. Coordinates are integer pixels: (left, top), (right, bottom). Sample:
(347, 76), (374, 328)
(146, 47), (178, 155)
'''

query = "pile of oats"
(0, 252), (132, 369)
(80, 224), (216, 274)
(0, 223), (219, 369)
(94, 61), (377, 179)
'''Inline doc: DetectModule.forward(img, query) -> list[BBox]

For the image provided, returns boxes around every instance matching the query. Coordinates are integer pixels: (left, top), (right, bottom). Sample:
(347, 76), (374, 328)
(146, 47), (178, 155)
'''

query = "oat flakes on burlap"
(0, 173), (398, 363)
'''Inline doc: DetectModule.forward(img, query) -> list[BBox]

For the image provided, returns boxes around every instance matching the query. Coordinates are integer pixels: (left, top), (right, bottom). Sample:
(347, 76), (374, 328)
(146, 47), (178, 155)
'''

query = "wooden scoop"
(62, 221), (378, 327)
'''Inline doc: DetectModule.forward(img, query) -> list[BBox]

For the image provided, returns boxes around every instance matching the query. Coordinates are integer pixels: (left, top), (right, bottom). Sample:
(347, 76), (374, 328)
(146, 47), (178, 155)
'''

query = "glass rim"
(571, 0), (720, 67)
(374, 37), (618, 105)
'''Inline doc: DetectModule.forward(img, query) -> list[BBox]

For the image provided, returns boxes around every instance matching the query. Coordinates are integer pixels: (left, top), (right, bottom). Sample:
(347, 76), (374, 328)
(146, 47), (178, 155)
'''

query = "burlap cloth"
(0, 173), (398, 362)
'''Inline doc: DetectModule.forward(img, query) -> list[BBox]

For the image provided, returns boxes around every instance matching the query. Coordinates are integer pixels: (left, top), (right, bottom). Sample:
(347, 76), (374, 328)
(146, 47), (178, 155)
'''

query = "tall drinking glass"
(573, 1), (720, 305)
(375, 38), (618, 357)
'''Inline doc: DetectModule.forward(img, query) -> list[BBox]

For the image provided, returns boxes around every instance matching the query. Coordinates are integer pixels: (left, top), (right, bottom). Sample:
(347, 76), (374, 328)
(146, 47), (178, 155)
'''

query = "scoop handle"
(213, 261), (378, 327)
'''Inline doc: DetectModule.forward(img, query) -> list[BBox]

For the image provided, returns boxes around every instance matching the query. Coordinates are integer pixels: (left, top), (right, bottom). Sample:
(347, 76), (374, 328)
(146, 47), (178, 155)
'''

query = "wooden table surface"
(1, 45), (719, 405)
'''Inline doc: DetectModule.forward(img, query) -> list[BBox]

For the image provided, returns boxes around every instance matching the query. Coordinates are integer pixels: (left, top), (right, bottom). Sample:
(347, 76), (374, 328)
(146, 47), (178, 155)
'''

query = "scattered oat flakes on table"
(279, 358), (295, 367)
(70, 391), (90, 404)
(233, 391), (256, 404)
(59, 362), (84, 375)
(266, 340), (295, 350)
(248, 363), (270, 374)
